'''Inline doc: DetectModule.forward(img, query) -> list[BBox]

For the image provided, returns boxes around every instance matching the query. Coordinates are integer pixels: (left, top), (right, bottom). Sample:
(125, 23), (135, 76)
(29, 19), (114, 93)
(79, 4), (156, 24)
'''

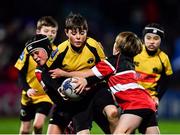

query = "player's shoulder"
(158, 49), (170, 60)
(86, 37), (100, 47)
(49, 40), (69, 61)
(57, 40), (70, 51)
(51, 43), (57, 51)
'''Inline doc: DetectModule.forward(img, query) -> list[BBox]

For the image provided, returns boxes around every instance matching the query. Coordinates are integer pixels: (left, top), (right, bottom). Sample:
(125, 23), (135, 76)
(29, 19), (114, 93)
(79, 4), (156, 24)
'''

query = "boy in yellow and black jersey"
(14, 16), (59, 134)
(134, 23), (173, 133)
(46, 37), (105, 71)
(38, 13), (119, 134)
(134, 23), (173, 103)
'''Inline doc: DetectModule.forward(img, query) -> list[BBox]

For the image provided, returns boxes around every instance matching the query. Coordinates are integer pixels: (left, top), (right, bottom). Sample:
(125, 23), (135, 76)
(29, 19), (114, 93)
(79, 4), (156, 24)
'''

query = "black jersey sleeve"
(157, 74), (173, 100)
(18, 71), (30, 91)
(86, 76), (101, 86)
(17, 55), (30, 91)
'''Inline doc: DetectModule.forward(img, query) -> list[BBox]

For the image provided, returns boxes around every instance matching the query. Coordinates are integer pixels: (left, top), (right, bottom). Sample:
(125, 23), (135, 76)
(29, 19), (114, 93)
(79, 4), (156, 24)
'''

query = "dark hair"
(25, 34), (52, 56)
(37, 16), (58, 30)
(65, 12), (88, 31)
(142, 23), (165, 39)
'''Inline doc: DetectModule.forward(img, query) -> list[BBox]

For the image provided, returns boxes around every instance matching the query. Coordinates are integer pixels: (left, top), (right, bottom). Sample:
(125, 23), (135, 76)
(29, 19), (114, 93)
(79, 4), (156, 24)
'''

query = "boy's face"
(31, 49), (48, 66)
(36, 26), (58, 43)
(65, 28), (87, 48)
(144, 33), (161, 51)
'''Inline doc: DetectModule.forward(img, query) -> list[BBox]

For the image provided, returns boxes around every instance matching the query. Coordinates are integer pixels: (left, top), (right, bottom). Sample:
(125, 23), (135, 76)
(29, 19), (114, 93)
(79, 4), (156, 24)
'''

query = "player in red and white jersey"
(92, 60), (156, 112)
(72, 32), (160, 134)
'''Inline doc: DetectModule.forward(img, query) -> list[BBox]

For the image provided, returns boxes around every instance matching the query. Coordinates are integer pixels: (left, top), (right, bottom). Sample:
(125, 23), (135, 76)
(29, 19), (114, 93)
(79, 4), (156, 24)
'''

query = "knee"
(104, 105), (119, 121)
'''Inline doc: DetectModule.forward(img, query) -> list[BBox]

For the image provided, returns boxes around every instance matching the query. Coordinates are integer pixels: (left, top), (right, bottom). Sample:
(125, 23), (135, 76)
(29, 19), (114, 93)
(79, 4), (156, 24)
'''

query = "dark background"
(0, 0), (180, 117)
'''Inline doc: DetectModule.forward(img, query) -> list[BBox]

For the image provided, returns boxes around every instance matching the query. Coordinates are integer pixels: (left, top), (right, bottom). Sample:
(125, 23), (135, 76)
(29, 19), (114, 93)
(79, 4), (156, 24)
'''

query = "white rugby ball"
(59, 78), (81, 100)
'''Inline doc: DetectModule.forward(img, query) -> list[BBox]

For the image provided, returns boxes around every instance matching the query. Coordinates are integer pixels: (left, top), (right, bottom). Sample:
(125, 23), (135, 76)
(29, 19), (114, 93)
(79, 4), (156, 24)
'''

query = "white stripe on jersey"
(35, 69), (42, 73)
(40, 80), (46, 88)
(92, 66), (103, 79)
(104, 60), (116, 72)
(110, 82), (144, 94)
(114, 70), (136, 76)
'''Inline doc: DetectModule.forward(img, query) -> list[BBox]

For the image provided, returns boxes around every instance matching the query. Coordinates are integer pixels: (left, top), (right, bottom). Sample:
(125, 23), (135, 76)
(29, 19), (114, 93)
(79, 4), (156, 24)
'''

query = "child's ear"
(116, 49), (120, 54)
(113, 48), (120, 55)
(64, 29), (68, 36)
(36, 29), (40, 34)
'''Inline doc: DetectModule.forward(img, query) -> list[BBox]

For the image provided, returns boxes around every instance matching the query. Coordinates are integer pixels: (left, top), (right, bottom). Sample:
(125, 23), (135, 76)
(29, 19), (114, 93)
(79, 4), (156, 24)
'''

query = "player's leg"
(138, 109), (160, 134)
(19, 121), (32, 134)
(19, 104), (35, 134)
(47, 124), (62, 134)
(103, 104), (119, 133)
(93, 109), (111, 134)
(113, 113), (142, 134)
(72, 94), (94, 134)
(73, 111), (92, 134)
(92, 83), (119, 133)
(33, 113), (46, 134)
(47, 105), (72, 134)
(145, 126), (160, 134)
(33, 102), (52, 134)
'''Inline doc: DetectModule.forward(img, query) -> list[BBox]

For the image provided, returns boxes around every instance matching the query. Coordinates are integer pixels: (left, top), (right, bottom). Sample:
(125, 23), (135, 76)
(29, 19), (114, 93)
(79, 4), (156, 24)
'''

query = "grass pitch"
(0, 117), (180, 134)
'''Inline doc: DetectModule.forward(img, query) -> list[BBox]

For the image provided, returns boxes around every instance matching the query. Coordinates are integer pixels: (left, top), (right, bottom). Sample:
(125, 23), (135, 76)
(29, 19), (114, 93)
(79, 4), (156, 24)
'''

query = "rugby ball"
(59, 78), (81, 100)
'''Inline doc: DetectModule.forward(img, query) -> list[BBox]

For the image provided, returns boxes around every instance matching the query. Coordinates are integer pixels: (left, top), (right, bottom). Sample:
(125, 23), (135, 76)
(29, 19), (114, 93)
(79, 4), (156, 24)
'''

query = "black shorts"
(122, 109), (158, 133)
(48, 90), (93, 129)
(49, 105), (72, 130)
(49, 82), (116, 133)
(74, 82), (116, 133)
(20, 102), (52, 121)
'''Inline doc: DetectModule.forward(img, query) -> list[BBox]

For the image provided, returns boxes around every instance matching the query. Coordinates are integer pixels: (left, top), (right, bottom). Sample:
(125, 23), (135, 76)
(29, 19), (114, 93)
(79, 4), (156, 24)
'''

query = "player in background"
(134, 23), (173, 108)
(134, 23), (173, 133)
(14, 16), (58, 134)
(69, 31), (160, 134)
(35, 12), (119, 134)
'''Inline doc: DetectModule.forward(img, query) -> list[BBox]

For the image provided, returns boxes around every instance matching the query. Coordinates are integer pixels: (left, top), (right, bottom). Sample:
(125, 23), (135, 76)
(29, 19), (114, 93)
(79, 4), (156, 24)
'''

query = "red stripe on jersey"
(109, 71), (137, 86)
(136, 71), (157, 83)
(35, 71), (42, 82)
(35, 69), (46, 90)
(94, 60), (115, 77)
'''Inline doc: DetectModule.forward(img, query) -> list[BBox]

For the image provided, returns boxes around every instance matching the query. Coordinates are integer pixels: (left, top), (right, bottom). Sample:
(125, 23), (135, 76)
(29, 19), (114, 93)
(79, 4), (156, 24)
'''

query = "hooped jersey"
(134, 45), (173, 97)
(91, 55), (156, 111)
(14, 44), (56, 105)
(46, 37), (105, 71)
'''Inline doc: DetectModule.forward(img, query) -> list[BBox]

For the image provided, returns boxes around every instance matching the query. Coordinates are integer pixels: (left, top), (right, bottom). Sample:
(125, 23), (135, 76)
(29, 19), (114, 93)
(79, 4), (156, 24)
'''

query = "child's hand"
(27, 89), (38, 97)
(152, 96), (159, 108)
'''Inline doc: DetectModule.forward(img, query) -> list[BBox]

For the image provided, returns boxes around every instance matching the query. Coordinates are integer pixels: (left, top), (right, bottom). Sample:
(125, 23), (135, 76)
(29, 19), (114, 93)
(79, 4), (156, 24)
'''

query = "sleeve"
(86, 76), (101, 86)
(164, 55), (173, 76)
(35, 66), (46, 89)
(157, 52), (173, 100)
(157, 74), (173, 100)
(46, 41), (69, 68)
(41, 68), (66, 91)
(96, 41), (106, 60)
(86, 38), (106, 62)
(86, 59), (116, 85)
(46, 47), (60, 68)
(91, 60), (116, 79)
(159, 51), (173, 76)
(17, 54), (31, 91)
(14, 48), (28, 70)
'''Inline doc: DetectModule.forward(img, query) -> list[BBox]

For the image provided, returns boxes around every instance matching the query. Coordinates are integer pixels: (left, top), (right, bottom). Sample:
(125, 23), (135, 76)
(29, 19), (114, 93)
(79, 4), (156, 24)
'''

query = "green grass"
(0, 117), (180, 134)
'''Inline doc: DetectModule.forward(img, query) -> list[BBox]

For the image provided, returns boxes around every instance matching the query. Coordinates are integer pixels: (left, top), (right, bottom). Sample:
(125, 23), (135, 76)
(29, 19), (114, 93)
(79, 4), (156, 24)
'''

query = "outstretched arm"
(49, 68), (94, 78)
